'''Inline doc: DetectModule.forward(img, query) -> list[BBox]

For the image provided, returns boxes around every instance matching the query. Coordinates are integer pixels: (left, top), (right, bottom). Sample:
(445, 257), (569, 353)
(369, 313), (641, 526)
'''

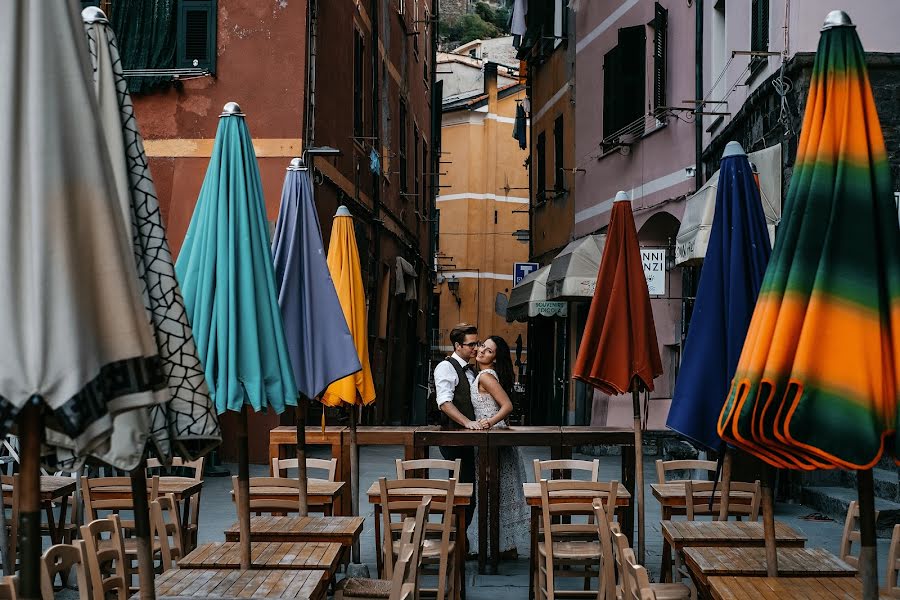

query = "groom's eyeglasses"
(460, 341), (482, 348)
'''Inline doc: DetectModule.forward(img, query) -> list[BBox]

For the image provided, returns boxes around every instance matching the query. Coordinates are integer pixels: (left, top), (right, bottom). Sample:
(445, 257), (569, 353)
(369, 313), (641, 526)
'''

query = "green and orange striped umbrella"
(717, 12), (900, 471)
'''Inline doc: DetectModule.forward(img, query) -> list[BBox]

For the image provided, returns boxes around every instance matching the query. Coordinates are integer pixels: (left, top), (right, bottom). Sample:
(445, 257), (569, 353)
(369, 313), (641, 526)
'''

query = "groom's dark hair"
(449, 323), (478, 347)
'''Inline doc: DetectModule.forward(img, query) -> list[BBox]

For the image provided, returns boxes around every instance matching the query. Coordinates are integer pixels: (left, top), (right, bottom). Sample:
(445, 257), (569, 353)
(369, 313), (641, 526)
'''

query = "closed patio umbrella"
(718, 12), (900, 597)
(573, 191), (663, 564)
(175, 102), (298, 569)
(272, 160), (361, 516)
(0, 2), (168, 596)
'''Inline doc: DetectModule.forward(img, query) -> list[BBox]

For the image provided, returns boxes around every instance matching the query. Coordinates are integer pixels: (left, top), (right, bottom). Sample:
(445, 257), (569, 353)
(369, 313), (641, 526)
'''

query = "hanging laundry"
(369, 148), (381, 175)
(512, 103), (527, 150)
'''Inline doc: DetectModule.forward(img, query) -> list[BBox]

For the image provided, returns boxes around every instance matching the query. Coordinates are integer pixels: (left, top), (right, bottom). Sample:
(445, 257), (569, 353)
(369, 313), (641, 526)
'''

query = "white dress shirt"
(434, 352), (474, 407)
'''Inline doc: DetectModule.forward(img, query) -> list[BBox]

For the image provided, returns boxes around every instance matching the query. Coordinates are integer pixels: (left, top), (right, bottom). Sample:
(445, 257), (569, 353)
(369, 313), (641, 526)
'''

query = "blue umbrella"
(271, 159), (361, 515)
(667, 141), (772, 452)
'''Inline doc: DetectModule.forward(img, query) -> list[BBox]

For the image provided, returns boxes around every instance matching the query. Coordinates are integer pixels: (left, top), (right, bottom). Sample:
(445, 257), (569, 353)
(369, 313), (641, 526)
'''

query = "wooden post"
(761, 467), (778, 577)
(349, 404), (360, 563)
(237, 405), (252, 569)
(858, 469), (878, 599)
(717, 449), (733, 521)
(129, 458), (156, 600)
(295, 400), (309, 517)
(631, 385), (645, 565)
(18, 401), (41, 600)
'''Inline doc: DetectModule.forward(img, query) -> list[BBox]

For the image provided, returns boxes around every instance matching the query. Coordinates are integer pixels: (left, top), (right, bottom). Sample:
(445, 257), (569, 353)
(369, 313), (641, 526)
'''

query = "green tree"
(474, 2), (510, 32)
(440, 13), (500, 46)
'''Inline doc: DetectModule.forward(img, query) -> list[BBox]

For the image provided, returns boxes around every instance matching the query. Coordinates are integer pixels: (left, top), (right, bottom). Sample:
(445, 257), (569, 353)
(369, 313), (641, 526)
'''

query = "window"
(399, 101), (408, 196)
(353, 28), (365, 139)
(651, 3), (668, 110)
(553, 115), (564, 192)
(422, 140), (429, 218)
(553, 0), (566, 49)
(413, 125), (420, 211)
(177, 0), (217, 72)
(536, 132), (546, 203)
(602, 25), (646, 140)
(750, 0), (769, 73)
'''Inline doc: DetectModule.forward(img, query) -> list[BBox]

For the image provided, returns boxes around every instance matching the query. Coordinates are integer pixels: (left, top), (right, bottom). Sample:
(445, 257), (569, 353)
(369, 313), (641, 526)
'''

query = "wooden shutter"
(652, 3), (668, 110)
(536, 132), (546, 203)
(554, 116), (564, 192)
(399, 101), (408, 195)
(618, 25), (646, 135)
(603, 45), (622, 139)
(177, 0), (216, 72)
(354, 29), (365, 138)
(750, 0), (769, 73)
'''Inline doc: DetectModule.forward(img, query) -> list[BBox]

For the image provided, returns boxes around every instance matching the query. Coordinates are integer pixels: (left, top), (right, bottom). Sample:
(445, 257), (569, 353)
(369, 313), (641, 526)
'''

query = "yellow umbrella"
(323, 205), (374, 564)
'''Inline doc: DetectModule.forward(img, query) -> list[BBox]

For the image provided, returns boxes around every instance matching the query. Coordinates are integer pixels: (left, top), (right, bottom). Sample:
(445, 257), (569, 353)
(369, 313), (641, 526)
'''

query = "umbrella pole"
(349, 403), (360, 563)
(761, 467), (778, 577)
(129, 457), (157, 600)
(18, 400), (41, 600)
(0, 464), (8, 577)
(237, 405), (252, 569)
(296, 398), (309, 517)
(631, 385), (645, 565)
(717, 449), (733, 520)
(858, 468), (878, 599)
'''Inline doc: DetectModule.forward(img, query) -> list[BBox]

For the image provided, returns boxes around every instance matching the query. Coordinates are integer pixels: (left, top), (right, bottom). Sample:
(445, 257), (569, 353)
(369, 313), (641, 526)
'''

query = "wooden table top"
(269, 426), (346, 443)
(3, 476), (76, 498)
(662, 520), (807, 546)
(229, 481), (344, 498)
(683, 547), (856, 584)
(708, 576), (891, 600)
(523, 482), (631, 506)
(85, 477), (202, 498)
(365, 481), (473, 503)
(224, 516), (364, 544)
(651, 482), (755, 504)
(179, 542), (342, 573)
(150, 567), (328, 599)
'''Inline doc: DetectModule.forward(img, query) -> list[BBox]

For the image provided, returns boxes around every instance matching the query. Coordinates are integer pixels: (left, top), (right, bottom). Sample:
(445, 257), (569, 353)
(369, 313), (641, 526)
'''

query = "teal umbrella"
(175, 101), (298, 568)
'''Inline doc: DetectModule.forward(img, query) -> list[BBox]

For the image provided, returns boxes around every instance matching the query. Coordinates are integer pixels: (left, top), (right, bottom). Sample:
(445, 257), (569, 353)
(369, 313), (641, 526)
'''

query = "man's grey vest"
(443, 356), (475, 429)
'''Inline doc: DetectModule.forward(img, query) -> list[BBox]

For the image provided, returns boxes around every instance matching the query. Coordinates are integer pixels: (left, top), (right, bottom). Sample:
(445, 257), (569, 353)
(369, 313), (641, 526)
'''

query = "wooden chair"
(379, 477), (457, 600)
(841, 500), (880, 569)
(884, 524), (900, 597)
(41, 541), (89, 600)
(147, 457), (203, 551)
(612, 531), (693, 600)
(272, 456), (338, 481)
(0, 576), (17, 600)
(232, 475), (307, 515)
(0, 475), (19, 573)
(684, 480), (761, 521)
(655, 459), (718, 485)
(336, 496), (431, 600)
(80, 516), (129, 600)
(395, 458), (460, 480)
(537, 478), (619, 600)
(534, 459), (600, 482)
(150, 493), (184, 572)
(592, 499), (620, 600)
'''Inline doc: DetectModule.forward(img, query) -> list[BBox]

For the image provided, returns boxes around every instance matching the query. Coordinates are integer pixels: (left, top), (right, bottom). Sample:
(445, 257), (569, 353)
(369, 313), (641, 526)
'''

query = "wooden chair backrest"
(0, 475), (19, 570)
(623, 555), (655, 600)
(271, 457), (338, 481)
(593, 499), (620, 600)
(685, 480), (761, 521)
(81, 476), (160, 525)
(655, 459), (718, 484)
(533, 458), (600, 482)
(395, 458), (460, 480)
(611, 531), (634, 599)
(146, 457), (204, 480)
(388, 520), (418, 600)
(80, 516), (128, 600)
(151, 493), (184, 571)
(232, 476), (304, 515)
(41, 541), (89, 600)
(841, 500), (879, 568)
(405, 496), (432, 592)
(0, 576), (17, 600)
(885, 524), (900, 597)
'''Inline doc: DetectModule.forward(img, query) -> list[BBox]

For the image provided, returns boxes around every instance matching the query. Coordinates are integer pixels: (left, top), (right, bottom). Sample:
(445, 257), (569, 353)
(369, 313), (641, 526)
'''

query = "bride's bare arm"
(479, 373), (513, 427)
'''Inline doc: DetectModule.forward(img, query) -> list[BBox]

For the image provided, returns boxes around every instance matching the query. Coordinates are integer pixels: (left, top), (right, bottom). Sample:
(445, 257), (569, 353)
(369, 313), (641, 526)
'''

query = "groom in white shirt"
(433, 323), (484, 530)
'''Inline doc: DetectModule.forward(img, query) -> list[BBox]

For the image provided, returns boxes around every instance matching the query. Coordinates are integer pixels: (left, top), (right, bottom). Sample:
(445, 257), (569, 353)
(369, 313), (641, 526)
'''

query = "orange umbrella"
(573, 191), (662, 563)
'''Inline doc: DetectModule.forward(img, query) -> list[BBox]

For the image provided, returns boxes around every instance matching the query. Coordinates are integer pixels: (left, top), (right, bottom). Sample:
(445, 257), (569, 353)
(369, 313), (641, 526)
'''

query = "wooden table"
(224, 515), (363, 547)
(660, 520), (807, 583)
(19, 476), (77, 544)
(367, 479), (472, 599)
(707, 576), (891, 600)
(348, 426), (424, 515)
(83, 477), (203, 538)
(651, 482), (755, 520)
(524, 481), (631, 600)
(179, 542), (341, 578)
(229, 481), (344, 516)
(683, 547), (856, 593)
(150, 567), (328, 599)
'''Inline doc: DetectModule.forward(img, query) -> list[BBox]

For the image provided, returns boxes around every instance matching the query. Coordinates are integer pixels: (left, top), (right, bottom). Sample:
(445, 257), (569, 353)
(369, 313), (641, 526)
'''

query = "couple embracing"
(433, 323), (529, 556)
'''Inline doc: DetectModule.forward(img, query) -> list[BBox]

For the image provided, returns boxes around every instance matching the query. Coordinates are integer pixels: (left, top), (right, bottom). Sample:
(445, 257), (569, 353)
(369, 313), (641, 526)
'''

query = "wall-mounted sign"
(641, 248), (666, 296)
(513, 262), (539, 286)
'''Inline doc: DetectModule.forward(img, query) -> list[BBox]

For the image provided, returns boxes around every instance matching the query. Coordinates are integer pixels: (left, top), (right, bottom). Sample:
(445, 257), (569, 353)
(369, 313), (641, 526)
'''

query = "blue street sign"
(513, 262), (540, 286)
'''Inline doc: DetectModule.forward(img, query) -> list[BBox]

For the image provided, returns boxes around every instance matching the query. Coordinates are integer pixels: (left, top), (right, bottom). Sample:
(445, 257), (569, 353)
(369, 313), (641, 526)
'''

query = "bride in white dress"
(471, 335), (530, 556)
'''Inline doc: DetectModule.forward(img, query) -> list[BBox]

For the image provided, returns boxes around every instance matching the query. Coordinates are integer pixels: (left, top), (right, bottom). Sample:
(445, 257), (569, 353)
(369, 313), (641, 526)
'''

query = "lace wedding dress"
(470, 369), (530, 555)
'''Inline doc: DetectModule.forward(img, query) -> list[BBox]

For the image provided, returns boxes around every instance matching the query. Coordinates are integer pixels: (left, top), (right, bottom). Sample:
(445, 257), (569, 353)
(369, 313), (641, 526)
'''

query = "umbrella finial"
(822, 10), (854, 30)
(81, 6), (109, 24)
(721, 141), (747, 159)
(288, 157), (306, 171)
(335, 205), (352, 217)
(220, 102), (246, 118)
(614, 191), (630, 203)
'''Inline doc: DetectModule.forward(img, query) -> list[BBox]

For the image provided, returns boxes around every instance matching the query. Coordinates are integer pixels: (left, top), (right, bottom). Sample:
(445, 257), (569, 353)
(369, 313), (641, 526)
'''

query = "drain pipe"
(694, 0), (704, 190)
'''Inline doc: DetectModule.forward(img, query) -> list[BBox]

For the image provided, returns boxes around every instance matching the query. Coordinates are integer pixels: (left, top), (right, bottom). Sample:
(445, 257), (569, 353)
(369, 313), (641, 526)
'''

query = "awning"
(546, 234), (606, 300)
(676, 144), (782, 265)
(506, 265), (568, 322)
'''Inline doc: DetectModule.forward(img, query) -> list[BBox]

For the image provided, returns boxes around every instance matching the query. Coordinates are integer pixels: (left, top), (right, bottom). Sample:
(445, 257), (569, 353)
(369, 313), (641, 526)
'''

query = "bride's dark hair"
(488, 335), (515, 396)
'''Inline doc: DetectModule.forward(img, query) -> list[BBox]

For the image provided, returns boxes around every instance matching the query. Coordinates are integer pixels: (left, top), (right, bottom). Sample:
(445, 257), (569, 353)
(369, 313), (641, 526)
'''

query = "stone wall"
(440, 0), (470, 20)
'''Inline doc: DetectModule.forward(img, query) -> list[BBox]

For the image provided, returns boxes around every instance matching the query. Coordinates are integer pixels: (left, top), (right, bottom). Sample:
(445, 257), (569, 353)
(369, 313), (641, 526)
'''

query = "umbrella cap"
(81, 6), (108, 23)
(614, 191), (630, 203)
(288, 157), (305, 171)
(822, 10), (854, 30)
(220, 101), (245, 117)
(721, 141), (746, 159)
(335, 205), (352, 217)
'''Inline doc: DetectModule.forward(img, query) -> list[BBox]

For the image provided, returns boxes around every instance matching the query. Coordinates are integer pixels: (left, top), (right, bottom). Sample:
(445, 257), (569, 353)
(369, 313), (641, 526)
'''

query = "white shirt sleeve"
(433, 360), (459, 407)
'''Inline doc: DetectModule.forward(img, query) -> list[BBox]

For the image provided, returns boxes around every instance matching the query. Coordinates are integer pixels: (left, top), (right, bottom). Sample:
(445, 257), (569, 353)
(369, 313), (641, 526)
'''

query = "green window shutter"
(618, 25), (646, 135)
(554, 115), (564, 192)
(603, 45), (622, 140)
(652, 3), (668, 110)
(536, 132), (546, 203)
(177, 0), (217, 72)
